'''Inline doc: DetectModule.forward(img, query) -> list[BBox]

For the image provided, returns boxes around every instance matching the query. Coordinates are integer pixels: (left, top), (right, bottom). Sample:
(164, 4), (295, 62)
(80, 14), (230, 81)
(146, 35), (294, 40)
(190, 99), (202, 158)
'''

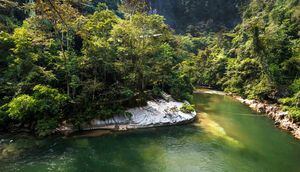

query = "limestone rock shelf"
(58, 99), (197, 135)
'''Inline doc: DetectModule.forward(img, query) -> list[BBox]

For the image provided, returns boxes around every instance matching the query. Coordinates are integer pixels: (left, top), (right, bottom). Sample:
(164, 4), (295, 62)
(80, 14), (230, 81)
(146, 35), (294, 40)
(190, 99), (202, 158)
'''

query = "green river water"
(1, 92), (300, 172)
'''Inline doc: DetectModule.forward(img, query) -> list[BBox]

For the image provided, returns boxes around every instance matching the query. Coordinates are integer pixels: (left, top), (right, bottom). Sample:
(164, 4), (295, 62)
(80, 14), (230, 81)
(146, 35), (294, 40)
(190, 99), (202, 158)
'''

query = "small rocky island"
(58, 97), (197, 135)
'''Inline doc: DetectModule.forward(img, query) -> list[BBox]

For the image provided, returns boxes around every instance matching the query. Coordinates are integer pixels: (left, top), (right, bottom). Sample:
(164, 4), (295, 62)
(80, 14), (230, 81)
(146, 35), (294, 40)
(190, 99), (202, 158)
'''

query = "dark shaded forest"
(150, 0), (248, 33)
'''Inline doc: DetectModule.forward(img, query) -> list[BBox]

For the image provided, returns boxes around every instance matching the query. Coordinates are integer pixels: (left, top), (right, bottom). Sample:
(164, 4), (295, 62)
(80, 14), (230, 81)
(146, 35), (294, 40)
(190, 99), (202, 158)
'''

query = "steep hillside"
(150, 0), (248, 34)
(187, 0), (300, 120)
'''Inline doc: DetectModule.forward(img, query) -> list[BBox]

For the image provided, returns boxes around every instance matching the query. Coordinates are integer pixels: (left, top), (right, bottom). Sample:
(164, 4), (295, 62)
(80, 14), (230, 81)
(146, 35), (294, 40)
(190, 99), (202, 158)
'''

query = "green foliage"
(5, 85), (68, 135)
(95, 3), (108, 11)
(32, 85), (68, 116)
(280, 92), (300, 107)
(246, 76), (274, 100)
(36, 118), (59, 137)
(280, 91), (300, 121)
(0, 2), (194, 135)
(2, 0), (297, 135)
(193, 0), (299, 120)
(0, 0), (25, 32)
(7, 95), (37, 120)
(180, 103), (195, 113)
(290, 79), (300, 94)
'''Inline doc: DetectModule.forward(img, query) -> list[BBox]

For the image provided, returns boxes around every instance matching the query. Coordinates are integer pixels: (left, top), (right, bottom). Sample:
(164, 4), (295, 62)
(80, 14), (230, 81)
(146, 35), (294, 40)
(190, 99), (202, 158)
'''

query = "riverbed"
(1, 92), (300, 172)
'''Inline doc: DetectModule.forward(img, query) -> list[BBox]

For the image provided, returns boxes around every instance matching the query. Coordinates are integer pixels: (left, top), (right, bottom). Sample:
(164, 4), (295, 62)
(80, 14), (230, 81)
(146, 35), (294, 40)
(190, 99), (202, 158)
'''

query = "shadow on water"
(69, 126), (205, 172)
(1, 125), (204, 172)
(0, 135), (71, 172)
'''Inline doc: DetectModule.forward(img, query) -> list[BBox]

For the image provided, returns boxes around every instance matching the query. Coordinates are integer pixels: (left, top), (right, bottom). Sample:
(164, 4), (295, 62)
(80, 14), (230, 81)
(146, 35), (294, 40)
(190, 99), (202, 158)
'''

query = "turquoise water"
(1, 92), (300, 172)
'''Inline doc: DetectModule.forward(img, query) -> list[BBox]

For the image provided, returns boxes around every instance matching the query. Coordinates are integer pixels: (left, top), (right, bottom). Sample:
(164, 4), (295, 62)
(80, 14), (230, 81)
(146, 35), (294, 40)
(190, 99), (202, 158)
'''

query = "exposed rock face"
(58, 99), (196, 135)
(150, 0), (248, 33)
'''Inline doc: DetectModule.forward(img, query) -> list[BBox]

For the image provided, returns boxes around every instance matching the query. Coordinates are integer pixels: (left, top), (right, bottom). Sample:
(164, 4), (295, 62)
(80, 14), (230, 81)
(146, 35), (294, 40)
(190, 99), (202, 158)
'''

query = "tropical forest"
(0, 0), (299, 171)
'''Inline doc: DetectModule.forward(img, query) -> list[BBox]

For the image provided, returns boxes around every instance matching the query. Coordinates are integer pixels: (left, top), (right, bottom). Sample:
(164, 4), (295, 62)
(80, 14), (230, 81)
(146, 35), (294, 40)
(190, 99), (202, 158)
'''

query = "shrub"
(36, 118), (58, 137)
(280, 91), (300, 121)
(7, 95), (37, 120)
(290, 79), (300, 94)
(180, 103), (195, 113)
(5, 85), (68, 136)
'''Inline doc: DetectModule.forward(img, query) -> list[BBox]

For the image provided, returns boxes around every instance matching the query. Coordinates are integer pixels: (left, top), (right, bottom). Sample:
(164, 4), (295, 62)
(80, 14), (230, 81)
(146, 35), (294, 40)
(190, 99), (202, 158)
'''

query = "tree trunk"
(61, 32), (70, 96)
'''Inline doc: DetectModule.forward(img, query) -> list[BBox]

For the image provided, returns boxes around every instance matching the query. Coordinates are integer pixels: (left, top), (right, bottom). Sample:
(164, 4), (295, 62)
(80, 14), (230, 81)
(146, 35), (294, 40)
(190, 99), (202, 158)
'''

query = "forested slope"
(186, 0), (300, 120)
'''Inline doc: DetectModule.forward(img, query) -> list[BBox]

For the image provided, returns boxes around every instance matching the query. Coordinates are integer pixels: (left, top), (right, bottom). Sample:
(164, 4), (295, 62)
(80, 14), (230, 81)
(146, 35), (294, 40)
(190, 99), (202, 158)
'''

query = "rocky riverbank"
(234, 96), (300, 140)
(195, 89), (300, 140)
(57, 99), (197, 135)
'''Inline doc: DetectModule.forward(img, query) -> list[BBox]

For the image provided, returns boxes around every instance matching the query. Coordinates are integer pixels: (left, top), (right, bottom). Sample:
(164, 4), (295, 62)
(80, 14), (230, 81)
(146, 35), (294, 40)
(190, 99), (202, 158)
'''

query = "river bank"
(2, 91), (300, 172)
(234, 96), (300, 140)
(57, 98), (197, 135)
(194, 89), (300, 140)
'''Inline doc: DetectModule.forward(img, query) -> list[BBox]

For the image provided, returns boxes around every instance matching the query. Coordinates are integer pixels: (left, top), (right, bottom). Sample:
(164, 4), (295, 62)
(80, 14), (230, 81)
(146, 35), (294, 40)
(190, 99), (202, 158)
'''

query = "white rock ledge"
(58, 99), (197, 134)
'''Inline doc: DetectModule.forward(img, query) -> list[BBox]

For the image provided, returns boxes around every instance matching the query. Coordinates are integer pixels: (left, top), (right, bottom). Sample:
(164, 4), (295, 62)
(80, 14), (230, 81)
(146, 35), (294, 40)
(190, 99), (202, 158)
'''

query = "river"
(1, 92), (300, 172)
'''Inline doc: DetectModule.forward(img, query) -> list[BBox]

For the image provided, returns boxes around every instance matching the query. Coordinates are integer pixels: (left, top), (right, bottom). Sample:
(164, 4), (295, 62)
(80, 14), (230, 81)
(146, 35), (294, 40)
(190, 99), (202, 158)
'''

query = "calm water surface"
(1, 92), (300, 172)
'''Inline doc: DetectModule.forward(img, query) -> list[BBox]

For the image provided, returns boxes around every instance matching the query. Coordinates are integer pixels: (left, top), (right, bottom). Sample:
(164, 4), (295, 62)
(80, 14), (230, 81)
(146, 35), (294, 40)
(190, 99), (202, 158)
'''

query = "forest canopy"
(0, 0), (299, 136)
(0, 0), (194, 136)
